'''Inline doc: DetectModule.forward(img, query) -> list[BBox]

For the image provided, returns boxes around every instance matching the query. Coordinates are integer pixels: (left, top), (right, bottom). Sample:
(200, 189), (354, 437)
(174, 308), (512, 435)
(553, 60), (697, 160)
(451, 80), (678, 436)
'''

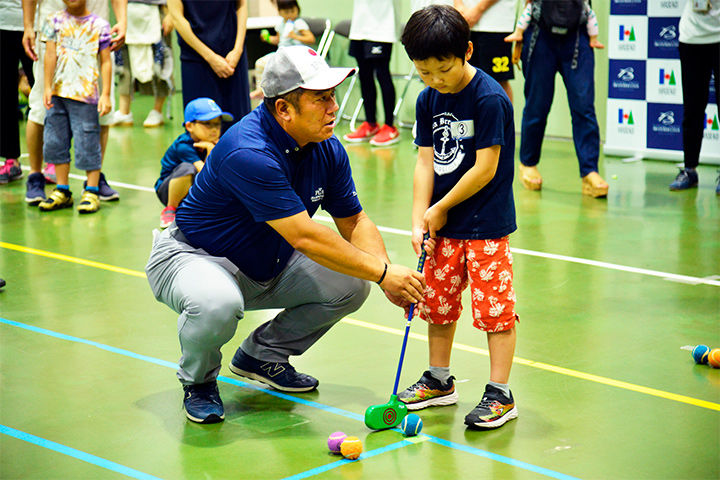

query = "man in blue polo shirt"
(146, 46), (427, 424)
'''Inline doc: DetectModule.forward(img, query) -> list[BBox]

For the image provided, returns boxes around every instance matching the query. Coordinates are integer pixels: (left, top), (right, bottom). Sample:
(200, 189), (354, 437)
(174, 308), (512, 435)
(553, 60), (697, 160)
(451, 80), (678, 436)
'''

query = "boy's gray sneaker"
(464, 384), (518, 429)
(398, 370), (458, 410)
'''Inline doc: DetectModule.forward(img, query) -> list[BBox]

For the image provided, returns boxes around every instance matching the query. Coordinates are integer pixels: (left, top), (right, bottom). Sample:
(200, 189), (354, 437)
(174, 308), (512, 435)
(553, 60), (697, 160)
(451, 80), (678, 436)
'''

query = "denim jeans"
(520, 26), (600, 177)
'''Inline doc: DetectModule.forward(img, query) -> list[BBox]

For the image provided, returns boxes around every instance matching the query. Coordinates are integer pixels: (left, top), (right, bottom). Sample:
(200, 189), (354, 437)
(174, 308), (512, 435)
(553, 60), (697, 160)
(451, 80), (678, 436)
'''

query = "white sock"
(429, 366), (451, 384)
(489, 380), (510, 398)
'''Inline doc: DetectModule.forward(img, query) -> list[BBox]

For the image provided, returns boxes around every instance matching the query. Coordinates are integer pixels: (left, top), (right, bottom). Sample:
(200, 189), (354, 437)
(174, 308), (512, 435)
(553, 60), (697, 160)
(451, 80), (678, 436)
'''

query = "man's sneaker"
(0, 159), (23, 184)
(160, 205), (176, 228)
(43, 163), (57, 184)
(25, 172), (46, 205)
(111, 111), (134, 126)
(398, 370), (459, 410)
(464, 384), (518, 429)
(183, 381), (225, 424)
(38, 188), (73, 211)
(77, 190), (100, 214)
(369, 124), (400, 147)
(84, 173), (119, 201)
(229, 348), (319, 392)
(343, 121), (380, 143)
(669, 168), (698, 191)
(143, 109), (164, 127)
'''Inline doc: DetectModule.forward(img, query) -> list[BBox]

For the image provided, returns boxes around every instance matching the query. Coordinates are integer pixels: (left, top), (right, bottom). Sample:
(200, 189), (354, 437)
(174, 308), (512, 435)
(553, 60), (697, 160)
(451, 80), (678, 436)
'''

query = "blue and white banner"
(604, 0), (720, 163)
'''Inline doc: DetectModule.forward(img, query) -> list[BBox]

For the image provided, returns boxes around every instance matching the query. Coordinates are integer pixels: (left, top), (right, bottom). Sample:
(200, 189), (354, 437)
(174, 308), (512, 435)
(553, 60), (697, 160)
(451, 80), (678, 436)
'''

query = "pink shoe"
(369, 124), (400, 146)
(43, 163), (57, 184)
(160, 205), (177, 229)
(0, 159), (23, 184)
(343, 122), (380, 143)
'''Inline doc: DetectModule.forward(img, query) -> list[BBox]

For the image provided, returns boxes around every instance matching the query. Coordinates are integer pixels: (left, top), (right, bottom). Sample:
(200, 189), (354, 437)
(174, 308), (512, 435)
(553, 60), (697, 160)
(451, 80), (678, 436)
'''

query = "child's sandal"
(581, 172), (609, 198)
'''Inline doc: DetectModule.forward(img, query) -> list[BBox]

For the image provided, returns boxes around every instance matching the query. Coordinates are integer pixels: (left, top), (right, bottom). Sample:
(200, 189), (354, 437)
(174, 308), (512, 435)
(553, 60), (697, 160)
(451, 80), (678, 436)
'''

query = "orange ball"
(340, 436), (363, 460)
(708, 348), (720, 368)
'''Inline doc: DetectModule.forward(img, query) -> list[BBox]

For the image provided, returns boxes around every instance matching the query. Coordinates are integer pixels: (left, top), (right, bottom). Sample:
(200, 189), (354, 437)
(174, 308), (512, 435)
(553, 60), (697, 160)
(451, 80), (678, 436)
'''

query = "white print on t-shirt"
(433, 113), (474, 176)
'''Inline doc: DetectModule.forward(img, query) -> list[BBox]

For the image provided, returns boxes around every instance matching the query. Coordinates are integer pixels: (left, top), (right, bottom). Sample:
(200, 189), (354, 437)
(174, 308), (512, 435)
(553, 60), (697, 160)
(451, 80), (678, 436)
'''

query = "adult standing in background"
(0, 0), (33, 185)
(168, 0), (251, 131)
(454, 0), (518, 103)
(342, 0), (403, 147)
(668, 0), (720, 194)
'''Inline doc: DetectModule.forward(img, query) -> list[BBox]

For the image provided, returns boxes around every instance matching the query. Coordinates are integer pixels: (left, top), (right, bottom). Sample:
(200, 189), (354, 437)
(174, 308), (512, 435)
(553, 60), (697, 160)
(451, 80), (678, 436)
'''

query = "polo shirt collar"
(259, 103), (316, 162)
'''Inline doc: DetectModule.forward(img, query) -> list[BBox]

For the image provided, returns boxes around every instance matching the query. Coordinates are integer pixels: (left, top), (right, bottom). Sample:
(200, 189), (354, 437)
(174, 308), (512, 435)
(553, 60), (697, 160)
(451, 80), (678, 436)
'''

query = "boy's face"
(412, 43), (474, 95)
(186, 118), (222, 144)
(279, 7), (299, 21)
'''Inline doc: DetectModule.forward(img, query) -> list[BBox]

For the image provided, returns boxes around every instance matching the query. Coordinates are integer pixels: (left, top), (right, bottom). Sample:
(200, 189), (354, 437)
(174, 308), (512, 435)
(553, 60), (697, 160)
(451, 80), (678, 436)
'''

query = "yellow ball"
(340, 436), (363, 460)
(709, 348), (720, 368)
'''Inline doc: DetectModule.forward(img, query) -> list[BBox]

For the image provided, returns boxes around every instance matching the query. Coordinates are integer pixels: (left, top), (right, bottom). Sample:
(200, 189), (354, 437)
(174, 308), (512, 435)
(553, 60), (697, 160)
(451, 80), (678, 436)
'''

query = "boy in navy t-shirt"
(398, 4), (519, 430)
(154, 97), (233, 228)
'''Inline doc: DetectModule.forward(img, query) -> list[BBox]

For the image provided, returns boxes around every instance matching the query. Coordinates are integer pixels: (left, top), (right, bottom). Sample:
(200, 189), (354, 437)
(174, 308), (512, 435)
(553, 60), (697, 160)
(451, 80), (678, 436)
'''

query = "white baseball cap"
(261, 46), (356, 98)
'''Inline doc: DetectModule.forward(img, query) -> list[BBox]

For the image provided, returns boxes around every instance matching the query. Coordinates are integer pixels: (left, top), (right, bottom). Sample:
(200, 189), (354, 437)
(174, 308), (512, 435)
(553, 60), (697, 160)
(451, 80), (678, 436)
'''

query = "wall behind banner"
(292, 0), (611, 143)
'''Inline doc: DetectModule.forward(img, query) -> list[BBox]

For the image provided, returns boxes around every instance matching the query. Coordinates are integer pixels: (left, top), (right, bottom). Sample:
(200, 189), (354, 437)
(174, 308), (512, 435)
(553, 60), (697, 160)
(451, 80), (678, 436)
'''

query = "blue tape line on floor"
(1, 317), (580, 480)
(0, 424), (164, 480)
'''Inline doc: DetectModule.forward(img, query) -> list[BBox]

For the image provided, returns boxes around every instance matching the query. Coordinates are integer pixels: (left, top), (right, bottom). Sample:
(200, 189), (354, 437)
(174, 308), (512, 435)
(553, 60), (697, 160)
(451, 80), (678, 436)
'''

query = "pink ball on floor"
(327, 431), (347, 454)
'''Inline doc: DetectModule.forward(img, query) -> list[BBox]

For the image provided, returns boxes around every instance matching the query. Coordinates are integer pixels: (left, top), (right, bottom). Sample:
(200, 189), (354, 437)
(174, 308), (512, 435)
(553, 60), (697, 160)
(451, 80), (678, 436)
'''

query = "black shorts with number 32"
(469, 31), (514, 82)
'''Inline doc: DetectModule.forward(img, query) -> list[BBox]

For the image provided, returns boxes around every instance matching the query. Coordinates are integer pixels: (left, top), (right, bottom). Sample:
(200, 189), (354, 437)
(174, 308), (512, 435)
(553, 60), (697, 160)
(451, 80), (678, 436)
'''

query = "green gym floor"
(1, 94), (719, 480)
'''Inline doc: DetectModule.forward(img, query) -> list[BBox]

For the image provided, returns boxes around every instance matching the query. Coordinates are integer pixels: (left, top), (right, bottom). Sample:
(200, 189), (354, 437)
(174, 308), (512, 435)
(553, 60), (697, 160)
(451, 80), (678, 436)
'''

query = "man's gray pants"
(145, 224), (371, 385)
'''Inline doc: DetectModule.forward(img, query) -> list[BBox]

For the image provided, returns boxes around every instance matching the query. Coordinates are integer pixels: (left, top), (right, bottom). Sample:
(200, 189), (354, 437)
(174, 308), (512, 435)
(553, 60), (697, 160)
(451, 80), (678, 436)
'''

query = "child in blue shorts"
(398, 4), (519, 430)
(39, 0), (112, 214)
(154, 97), (233, 228)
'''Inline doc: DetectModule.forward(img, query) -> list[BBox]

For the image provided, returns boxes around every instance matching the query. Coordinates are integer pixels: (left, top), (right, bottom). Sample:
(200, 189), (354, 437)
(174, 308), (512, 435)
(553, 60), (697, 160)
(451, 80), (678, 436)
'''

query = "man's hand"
(378, 263), (425, 305)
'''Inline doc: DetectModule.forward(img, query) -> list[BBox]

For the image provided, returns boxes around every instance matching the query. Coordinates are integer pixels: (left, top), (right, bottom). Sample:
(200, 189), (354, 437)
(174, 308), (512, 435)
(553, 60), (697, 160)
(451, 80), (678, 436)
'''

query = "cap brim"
(300, 67), (356, 92)
(195, 111), (234, 122)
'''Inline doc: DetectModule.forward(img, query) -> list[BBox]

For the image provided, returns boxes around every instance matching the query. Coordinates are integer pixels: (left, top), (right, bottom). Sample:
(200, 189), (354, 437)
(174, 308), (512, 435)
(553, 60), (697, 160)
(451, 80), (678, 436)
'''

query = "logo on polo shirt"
(311, 188), (324, 202)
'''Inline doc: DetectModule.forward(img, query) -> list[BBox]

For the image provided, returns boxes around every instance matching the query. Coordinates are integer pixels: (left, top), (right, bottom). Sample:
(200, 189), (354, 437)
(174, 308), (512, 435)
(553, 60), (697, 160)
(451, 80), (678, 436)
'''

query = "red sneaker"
(369, 124), (400, 146)
(160, 206), (177, 229)
(343, 121), (380, 143)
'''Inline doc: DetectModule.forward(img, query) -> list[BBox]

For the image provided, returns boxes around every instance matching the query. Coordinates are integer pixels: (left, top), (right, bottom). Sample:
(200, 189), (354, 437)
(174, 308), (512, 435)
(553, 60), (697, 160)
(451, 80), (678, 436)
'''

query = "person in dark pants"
(0, 0), (34, 185)
(168, 0), (251, 132)
(669, 0), (720, 194)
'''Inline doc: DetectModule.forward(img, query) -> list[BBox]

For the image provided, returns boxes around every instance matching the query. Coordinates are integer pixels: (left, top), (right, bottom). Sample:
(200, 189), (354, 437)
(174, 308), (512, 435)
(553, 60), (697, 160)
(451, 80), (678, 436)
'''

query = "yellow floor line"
(3, 241), (718, 412)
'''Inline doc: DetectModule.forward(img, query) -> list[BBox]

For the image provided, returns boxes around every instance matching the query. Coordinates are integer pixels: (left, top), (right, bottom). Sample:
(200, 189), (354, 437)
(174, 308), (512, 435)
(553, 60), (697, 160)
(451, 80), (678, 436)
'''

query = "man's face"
(285, 89), (339, 146)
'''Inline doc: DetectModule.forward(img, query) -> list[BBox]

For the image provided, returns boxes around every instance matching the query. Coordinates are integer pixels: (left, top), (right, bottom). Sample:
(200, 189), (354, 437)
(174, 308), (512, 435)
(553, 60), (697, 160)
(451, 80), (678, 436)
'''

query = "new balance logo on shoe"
(260, 362), (285, 378)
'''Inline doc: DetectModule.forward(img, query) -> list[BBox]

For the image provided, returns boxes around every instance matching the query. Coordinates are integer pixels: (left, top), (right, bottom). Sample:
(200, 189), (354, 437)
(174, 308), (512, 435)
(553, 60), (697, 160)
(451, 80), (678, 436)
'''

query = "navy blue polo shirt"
(415, 68), (517, 240)
(175, 103), (363, 282)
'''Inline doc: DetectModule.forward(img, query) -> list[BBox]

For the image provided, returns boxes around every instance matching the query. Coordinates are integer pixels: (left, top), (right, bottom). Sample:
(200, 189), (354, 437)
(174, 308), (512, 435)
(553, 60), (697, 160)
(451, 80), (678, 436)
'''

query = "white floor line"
(16, 165), (719, 288)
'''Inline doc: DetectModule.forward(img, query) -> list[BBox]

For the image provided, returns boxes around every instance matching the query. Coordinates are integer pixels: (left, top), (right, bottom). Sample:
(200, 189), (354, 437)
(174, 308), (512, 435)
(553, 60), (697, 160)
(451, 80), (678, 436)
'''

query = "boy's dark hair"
(276, 0), (299, 12)
(401, 5), (470, 62)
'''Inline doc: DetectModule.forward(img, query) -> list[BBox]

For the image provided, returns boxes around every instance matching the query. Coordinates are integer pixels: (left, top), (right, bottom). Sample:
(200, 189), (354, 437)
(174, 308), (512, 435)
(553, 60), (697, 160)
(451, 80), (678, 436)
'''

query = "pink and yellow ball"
(327, 431), (347, 454)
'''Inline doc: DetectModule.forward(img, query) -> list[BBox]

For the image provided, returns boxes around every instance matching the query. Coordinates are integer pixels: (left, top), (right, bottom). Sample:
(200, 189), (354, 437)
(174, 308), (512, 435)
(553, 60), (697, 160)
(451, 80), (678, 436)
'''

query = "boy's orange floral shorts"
(418, 237), (517, 332)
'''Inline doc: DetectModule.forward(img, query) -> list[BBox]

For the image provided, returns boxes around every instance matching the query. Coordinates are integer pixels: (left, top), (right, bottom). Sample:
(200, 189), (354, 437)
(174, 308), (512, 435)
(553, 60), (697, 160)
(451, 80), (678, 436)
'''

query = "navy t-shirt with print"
(175, 103), (363, 282)
(415, 67), (517, 240)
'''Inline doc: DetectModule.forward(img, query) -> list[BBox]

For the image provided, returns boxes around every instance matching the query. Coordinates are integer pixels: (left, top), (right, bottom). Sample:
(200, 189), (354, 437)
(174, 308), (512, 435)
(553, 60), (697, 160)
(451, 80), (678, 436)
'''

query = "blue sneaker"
(669, 168), (698, 191)
(183, 381), (224, 424)
(229, 348), (319, 392)
(25, 172), (46, 205)
(84, 173), (119, 201)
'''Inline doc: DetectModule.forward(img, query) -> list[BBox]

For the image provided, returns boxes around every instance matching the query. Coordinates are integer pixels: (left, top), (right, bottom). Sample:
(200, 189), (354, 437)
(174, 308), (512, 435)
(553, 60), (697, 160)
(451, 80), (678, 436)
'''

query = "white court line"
(18, 165), (719, 287)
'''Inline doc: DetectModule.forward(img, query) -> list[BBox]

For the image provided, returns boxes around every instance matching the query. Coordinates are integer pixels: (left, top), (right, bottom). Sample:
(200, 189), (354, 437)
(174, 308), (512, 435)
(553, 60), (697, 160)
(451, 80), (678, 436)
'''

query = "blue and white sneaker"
(25, 172), (46, 205)
(229, 348), (319, 392)
(183, 381), (224, 424)
(84, 173), (119, 201)
(669, 168), (698, 191)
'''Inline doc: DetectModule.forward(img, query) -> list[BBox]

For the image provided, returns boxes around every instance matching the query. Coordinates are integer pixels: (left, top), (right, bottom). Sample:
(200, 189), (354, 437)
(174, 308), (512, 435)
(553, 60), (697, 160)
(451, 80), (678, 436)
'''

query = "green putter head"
(364, 395), (408, 430)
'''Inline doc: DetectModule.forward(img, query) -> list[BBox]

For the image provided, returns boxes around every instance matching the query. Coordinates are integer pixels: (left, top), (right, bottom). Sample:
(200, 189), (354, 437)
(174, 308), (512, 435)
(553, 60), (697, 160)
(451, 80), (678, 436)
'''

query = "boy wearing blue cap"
(154, 97), (233, 228)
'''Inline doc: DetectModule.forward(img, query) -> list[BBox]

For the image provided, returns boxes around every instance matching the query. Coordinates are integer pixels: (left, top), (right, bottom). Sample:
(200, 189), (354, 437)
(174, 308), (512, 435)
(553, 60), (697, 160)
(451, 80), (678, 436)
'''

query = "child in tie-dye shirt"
(39, 0), (112, 214)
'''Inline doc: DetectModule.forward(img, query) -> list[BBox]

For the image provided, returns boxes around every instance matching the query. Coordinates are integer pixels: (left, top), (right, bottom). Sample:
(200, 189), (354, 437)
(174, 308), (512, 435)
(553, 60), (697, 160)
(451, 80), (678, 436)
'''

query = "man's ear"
(274, 98), (293, 122)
